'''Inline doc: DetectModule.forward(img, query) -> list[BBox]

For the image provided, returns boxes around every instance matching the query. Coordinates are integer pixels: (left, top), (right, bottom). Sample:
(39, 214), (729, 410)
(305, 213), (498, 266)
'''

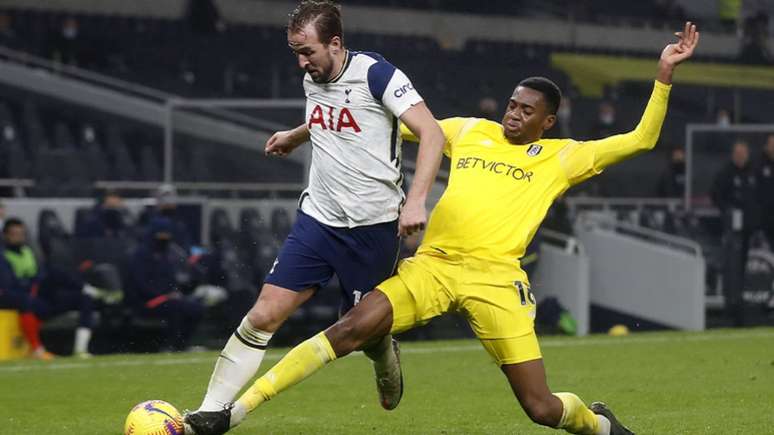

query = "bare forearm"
(406, 127), (445, 203)
(289, 123), (311, 145)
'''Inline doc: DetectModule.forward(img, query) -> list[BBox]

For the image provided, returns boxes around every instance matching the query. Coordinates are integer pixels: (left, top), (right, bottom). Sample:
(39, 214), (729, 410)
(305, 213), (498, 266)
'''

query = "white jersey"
(300, 51), (423, 228)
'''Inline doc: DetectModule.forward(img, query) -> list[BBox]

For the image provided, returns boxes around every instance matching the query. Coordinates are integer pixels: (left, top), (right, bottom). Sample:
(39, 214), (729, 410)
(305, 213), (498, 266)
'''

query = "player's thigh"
(328, 218), (400, 311)
(377, 255), (454, 335)
(258, 212), (335, 322)
(247, 284), (315, 328)
(479, 332), (542, 367)
(462, 277), (541, 365)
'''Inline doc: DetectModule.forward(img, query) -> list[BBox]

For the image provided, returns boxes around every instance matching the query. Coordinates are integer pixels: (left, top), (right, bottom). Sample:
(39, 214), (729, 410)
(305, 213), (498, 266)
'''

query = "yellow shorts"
(377, 252), (542, 366)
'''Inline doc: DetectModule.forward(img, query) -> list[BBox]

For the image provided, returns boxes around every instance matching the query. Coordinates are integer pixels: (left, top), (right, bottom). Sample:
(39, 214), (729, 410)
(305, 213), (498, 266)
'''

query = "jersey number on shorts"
(515, 281), (536, 306)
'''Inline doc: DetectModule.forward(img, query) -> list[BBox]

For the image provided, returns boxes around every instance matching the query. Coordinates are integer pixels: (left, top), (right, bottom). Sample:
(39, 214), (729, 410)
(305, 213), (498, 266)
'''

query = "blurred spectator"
(758, 134), (774, 247)
(2, 218), (98, 358)
(739, 10), (771, 64)
(653, 0), (686, 26)
(657, 147), (686, 198)
(48, 17), (81, 65)
(476, 97), (499, 121)
(556, 97), (573, 137)
(138, 184), (194, 253)
(187, 0), (224, 34)
(711, 141), (759, 326)
(76, 190), (132, 239)
(589, 101), (618, 138)
(719, 0), (743, 31)
(0, 12), (18, 48)
(127, 217), (204, 351)
(0, 200), (5, 234)
(716, 108), (732, 127)
(543, 197), (574, 235)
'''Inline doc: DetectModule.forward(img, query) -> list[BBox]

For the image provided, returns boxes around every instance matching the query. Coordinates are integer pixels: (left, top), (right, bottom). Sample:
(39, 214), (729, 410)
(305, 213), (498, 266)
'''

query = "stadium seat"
(53, 121), (77, 149)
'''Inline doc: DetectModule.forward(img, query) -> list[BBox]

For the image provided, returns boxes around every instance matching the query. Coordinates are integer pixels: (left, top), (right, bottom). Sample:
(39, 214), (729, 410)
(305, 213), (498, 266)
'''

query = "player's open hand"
(399, 198), (427, 237)
(265, 130), (299, 157)
(661, 21), (699, 67)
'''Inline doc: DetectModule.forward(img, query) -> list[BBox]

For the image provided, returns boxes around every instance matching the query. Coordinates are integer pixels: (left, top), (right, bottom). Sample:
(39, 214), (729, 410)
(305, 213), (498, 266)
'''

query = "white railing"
(577, 211), (703, 257)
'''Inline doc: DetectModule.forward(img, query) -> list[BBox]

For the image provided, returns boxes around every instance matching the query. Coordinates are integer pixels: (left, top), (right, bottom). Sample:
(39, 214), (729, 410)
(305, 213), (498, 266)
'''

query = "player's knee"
(521, 397), (557, 427)
(245, 307), (285, 332)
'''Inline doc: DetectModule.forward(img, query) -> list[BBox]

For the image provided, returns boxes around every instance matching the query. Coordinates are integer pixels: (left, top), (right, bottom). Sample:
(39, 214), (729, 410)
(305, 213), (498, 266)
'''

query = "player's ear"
(329, 35), (343, 53)
(542, 114), (557, 132)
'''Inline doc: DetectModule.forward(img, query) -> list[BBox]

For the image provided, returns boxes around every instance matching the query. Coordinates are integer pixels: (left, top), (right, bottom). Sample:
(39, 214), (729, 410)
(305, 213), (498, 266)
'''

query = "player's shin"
(232, 331), (337, 426)
(362, 334), (395, 373)
(198, 316), (273, 412)
(554, 392), (610, 435)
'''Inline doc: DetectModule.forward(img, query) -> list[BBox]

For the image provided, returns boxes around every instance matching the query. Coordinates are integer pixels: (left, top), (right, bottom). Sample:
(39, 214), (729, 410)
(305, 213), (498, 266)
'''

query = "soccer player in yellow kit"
(189, 23), (699, 435)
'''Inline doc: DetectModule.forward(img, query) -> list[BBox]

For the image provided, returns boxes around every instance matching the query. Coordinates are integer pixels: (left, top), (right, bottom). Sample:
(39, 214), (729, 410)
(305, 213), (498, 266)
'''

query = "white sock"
(199, 317), (273, 412)
(73, 327), (92, 355)
(596, 415), (611, 435)
(230, 402), (248, 428)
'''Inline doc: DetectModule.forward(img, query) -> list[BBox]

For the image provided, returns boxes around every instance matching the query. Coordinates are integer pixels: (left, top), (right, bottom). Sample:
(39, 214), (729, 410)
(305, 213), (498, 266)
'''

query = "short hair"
(288, 1), (343, 45)
(3, 217), (23, 234)
(517, 77), (562, 115)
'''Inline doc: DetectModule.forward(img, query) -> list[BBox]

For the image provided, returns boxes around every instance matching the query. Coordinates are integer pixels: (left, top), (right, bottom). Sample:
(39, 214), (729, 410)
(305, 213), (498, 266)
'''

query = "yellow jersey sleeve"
(400, 117), (475, 157)
(559, 80), (671, 185)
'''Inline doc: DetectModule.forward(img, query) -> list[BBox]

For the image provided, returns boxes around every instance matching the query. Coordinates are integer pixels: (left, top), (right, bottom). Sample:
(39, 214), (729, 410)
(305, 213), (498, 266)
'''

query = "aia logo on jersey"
(526, 144), (542, 156)
(308, 104), (361, 133)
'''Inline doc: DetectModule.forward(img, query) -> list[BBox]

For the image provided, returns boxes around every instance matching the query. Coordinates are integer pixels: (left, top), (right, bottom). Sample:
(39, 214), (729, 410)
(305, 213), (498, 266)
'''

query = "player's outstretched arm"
(265, 123), (310, 157)
(398, 102), (445, 236)
(560, 22), (699, 186)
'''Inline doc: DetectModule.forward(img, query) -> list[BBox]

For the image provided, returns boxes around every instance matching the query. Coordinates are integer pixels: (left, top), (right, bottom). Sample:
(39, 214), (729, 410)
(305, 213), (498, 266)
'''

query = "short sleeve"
(368, 61), (423, 117)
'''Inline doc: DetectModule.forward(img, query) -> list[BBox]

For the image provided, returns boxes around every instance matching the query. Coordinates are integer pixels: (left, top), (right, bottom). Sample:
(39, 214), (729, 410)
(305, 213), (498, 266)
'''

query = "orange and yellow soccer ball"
(124, 400), (184, 435)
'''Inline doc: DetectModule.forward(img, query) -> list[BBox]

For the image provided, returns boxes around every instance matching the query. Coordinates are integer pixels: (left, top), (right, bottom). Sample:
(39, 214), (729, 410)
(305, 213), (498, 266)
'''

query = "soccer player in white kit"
(184, 2), (445, 433)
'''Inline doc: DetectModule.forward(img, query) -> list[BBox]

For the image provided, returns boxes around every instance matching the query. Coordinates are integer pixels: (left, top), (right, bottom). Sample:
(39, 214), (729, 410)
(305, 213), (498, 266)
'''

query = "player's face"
(502, 87), (556, 144)
(288, 24), (340, 83)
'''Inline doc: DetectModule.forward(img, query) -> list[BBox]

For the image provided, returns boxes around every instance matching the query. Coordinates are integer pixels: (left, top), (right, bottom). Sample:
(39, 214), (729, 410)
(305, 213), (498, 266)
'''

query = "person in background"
(716, 108), (732, 127)
(138, 184), (194, 253)
(0, 200), (6, 236)
(2, 218), (98, 358)
(757, 134), (774, 248)
(127, 217), (204, 351)
(589, 101), (618, 138)
(476, 96), (499, 121)
(712, 140), (759, 326)
(77, 190), (131, 239)
(657, 146), (686, 198)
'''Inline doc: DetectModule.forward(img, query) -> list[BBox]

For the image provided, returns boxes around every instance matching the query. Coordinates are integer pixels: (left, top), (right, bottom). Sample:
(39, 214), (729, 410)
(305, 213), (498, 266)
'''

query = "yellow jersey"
(401, 80), (671, 268)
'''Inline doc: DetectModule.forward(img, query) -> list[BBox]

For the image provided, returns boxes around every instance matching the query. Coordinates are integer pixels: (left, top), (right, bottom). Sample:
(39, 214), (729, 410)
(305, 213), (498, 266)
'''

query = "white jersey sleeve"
(366, 60), (423, 118)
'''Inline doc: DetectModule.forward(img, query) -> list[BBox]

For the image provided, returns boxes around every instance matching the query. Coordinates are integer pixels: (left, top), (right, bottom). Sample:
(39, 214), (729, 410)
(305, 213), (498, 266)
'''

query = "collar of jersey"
(326, 50), (353, 84)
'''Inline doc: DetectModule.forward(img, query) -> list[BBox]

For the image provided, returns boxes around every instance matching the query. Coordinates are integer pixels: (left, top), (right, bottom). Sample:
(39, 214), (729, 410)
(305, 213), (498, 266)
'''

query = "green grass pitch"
(1, 328), (773, 434)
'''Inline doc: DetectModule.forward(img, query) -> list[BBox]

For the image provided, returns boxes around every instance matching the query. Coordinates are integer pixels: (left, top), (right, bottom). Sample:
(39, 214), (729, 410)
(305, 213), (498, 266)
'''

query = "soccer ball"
(124, 400), (184, 435)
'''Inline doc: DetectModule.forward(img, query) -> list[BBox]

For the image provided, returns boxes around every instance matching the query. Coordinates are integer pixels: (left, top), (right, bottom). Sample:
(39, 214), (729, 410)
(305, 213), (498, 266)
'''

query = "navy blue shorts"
(264, 210), (400, 311)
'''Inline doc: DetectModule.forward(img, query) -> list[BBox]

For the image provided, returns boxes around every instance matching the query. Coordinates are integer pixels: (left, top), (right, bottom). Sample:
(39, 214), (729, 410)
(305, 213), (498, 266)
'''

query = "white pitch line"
(1, 330), (772, 373)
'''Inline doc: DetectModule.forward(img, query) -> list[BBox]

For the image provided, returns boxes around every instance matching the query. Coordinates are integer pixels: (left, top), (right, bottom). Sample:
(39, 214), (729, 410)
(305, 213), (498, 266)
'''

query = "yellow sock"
(554, 392), (600, 435)
(236, 332), (337, 413)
